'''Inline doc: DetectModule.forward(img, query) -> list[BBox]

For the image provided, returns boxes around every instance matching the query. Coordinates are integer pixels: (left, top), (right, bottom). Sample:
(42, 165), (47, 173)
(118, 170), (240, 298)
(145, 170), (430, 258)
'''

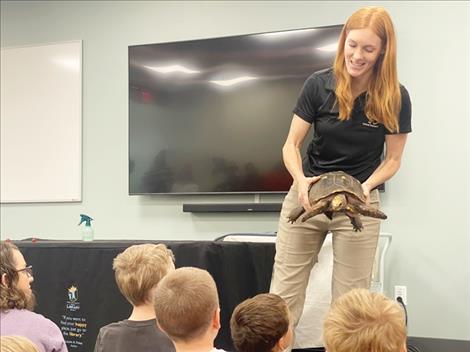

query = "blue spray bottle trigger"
(78, 214), (94, 241)
(78, 214), (93, 226)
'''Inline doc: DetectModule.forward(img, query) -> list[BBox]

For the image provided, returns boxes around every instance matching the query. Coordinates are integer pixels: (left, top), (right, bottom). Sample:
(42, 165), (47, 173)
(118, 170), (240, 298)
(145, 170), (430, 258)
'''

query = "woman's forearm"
(282, 142), (305, 183)
(363, 157), (401, 191)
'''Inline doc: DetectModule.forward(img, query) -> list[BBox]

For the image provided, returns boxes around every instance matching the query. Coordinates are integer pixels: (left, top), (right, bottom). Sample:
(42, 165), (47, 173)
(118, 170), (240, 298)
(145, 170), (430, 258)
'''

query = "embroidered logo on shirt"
(362, 122), (379, 128)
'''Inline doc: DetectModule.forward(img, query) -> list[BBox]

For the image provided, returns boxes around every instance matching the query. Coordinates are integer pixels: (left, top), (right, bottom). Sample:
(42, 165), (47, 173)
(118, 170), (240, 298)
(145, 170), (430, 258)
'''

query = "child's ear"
(1, 273), (10, 287)
(275, 334), (288, 352)
(212, 307), (221, 329)
(276, 324), (295, 352)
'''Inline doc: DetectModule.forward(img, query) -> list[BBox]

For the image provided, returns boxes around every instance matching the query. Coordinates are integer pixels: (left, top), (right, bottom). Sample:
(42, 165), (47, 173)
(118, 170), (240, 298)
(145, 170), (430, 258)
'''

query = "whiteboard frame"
(1, 40), (82, 203)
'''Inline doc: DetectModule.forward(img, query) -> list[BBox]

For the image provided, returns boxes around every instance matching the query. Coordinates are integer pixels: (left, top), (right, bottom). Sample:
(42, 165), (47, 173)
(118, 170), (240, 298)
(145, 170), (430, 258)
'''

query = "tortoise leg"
(300, 200), (329, 222)
(347, 195), (387, 220)
(355, 204), (387, 219)
(346, 212), (363, 232)
(287, 206), (306, 223)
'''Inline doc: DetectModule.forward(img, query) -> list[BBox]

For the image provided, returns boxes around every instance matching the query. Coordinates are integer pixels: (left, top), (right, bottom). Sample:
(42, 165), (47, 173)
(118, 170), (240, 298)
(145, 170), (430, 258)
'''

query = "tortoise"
(287, 171), (387, 231)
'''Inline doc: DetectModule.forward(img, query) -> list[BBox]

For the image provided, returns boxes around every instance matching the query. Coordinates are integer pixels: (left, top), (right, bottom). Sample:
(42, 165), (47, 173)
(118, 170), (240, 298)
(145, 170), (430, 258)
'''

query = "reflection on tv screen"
(129, 25), (342, 194)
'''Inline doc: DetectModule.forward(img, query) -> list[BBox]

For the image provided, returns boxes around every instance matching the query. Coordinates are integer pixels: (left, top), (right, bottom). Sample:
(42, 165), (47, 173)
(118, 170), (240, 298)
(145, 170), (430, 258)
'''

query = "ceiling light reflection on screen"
(210, 76), (258, 87)
(144, 64), (200, 74)
(316, 42), (338, 52)
(257, 28), (315, 40)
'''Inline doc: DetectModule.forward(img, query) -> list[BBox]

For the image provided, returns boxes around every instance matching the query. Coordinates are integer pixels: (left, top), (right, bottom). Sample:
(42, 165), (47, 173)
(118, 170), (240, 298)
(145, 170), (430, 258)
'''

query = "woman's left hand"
(361, 183), (372, 204)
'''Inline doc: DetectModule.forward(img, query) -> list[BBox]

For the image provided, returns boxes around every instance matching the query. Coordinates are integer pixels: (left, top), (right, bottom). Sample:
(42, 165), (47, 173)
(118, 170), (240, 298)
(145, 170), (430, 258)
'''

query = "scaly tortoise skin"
(287, 171), (387, 231)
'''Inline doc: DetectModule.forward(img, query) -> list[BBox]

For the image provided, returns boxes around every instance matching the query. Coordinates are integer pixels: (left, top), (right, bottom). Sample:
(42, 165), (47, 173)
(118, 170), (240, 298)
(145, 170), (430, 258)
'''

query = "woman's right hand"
(297, 176), (321, 210)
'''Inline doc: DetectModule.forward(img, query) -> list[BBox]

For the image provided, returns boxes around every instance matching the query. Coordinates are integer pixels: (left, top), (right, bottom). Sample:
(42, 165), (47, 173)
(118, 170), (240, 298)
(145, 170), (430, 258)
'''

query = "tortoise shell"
(287, 170), (387, 230)
(309, 171), (366, 203)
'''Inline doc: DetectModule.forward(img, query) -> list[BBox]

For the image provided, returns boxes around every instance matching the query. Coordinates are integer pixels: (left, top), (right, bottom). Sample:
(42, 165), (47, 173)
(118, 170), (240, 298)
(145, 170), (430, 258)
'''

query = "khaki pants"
(270, 183), (381, 328)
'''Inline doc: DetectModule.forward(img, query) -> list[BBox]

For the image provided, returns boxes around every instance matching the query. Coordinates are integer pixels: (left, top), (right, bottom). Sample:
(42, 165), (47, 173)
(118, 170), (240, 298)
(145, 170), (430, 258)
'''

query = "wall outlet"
(394, 285), (407, 305)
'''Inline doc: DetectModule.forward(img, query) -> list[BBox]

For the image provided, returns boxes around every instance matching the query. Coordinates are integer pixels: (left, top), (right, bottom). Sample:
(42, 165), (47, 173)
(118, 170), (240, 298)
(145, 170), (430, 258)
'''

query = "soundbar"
(183, 203), (282, 213)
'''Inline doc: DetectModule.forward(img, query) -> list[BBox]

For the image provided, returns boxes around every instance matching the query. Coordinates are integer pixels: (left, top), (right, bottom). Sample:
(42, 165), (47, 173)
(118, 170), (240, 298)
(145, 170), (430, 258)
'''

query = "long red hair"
(334, 7), (401, 132)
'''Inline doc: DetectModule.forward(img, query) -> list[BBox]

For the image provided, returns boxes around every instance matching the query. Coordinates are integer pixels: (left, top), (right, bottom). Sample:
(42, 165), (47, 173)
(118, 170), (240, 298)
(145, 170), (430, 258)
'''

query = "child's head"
(0, 336), (39, 352)
(154, 267), (220, 343)
(323, 288), (407, 352)
(113, 243), (174, 306)
(230, 293), (293, 352)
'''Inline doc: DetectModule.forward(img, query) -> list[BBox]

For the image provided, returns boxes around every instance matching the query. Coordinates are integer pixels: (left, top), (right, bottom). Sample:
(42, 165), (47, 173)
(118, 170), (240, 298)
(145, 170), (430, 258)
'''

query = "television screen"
(129, 25), (343, 194)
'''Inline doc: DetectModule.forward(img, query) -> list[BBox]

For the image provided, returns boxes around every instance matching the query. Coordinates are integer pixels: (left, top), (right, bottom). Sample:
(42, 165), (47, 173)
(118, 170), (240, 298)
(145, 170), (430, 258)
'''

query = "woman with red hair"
(271, 6), (412, 346)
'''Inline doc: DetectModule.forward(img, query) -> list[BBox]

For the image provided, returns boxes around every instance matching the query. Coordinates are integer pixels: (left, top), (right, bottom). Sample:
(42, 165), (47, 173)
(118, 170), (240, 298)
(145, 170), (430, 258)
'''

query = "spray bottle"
(78, 214), (94, 241)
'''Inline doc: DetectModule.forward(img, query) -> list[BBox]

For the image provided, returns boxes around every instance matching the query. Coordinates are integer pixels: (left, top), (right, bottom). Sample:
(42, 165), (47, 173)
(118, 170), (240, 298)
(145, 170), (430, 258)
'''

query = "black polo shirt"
(293, 67), (412, 183)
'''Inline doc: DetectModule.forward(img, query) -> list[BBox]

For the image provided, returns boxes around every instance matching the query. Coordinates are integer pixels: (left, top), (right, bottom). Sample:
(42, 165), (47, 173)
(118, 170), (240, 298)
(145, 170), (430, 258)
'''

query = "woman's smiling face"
(344, 27), (383, 80)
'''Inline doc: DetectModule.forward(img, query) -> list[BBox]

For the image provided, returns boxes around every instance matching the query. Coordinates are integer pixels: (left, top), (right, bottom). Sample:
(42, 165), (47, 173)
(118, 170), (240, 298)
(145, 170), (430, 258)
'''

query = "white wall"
(1, 0), (469, 341)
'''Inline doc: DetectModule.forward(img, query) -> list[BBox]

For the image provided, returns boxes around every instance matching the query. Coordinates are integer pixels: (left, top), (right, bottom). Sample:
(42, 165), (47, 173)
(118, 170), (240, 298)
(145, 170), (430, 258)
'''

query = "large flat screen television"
(129, 25), (343, 195)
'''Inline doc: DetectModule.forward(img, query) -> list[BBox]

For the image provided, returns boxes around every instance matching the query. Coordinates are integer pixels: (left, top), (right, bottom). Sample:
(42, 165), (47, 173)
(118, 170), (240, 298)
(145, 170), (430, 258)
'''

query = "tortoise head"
(331, 193), (347, 211)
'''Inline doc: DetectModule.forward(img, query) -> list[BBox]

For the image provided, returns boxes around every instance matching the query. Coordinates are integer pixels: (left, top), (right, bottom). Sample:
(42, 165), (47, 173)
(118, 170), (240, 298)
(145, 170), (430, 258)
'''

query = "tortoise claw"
(287, 207), (305, 224)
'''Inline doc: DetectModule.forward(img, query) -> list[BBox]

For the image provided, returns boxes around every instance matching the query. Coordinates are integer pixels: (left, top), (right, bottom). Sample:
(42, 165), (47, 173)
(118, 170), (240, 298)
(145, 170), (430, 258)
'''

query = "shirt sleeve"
(292, 73), (320, 123)
(93, 328), (103, 352)
(387, 85), (412, 134)
(45, 319), (68, 352)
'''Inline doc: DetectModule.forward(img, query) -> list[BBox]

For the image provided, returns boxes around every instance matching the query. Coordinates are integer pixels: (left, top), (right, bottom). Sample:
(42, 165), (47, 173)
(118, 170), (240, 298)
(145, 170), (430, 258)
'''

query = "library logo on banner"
(66, 285), (80, 312)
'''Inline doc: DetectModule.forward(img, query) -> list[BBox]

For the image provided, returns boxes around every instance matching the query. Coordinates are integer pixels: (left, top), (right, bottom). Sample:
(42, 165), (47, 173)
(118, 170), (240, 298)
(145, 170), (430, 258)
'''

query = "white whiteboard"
(1, 41), (82, 203)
